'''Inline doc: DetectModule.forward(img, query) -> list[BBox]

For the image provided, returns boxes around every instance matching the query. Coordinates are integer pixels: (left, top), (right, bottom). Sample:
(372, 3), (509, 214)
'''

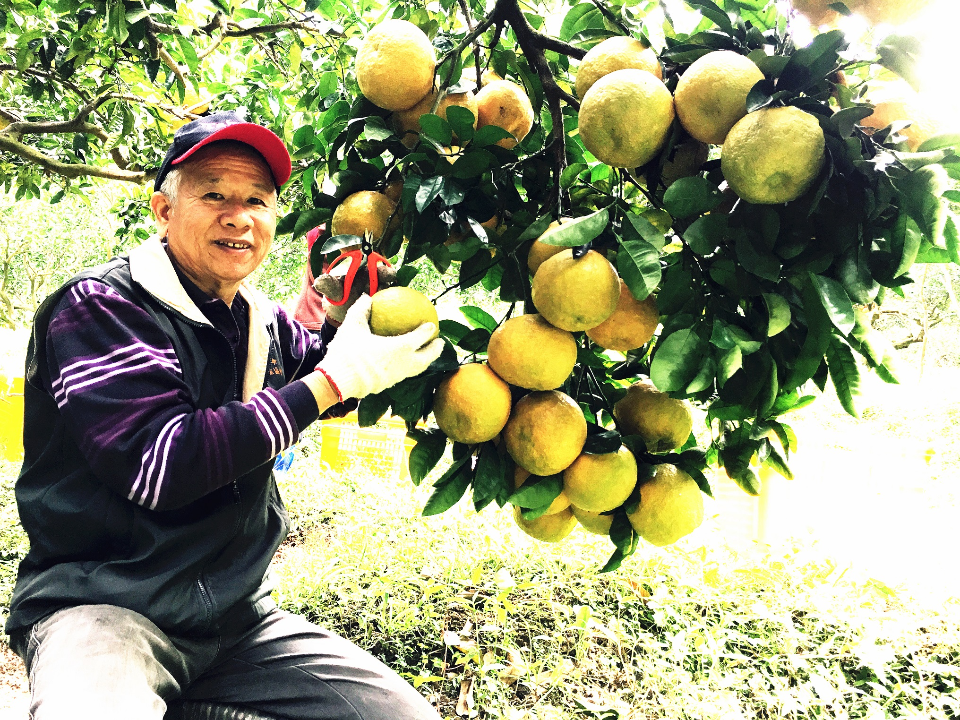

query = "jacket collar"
(128, 237), (272, 402)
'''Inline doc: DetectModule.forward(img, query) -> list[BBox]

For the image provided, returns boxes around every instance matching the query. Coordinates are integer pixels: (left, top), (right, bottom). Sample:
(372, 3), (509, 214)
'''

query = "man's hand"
(316, 294), (443, 400)
(313, 259), (397, 326)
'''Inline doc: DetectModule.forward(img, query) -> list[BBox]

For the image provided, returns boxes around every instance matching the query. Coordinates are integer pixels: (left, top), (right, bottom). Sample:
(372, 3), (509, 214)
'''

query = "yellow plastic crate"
(319, 412), (415, 480)
(0, 375), (25, 462)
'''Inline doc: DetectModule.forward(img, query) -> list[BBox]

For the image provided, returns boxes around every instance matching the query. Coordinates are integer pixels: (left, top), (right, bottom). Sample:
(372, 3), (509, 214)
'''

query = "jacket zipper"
(158, 304), (247, 625)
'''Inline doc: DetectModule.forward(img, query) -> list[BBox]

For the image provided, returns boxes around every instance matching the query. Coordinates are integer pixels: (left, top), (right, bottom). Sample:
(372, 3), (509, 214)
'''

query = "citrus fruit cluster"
(356, 19), (534, 151)
(577, 39), (826, 206)
(427, 227), (702, 547)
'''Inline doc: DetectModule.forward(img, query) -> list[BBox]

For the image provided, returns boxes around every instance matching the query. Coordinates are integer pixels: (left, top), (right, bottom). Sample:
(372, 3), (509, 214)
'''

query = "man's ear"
(150, 192), (172, 237)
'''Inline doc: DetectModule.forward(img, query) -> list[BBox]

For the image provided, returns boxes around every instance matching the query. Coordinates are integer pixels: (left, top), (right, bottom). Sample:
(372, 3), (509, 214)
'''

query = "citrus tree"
(3, 0), (959, 570)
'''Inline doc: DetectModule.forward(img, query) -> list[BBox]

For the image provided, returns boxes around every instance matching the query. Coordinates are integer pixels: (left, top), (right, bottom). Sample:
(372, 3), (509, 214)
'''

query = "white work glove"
(317, 293), (444, 400)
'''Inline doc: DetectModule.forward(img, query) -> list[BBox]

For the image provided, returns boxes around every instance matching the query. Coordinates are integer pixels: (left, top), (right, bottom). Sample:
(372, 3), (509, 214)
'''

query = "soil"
(0, 641), (28, 717)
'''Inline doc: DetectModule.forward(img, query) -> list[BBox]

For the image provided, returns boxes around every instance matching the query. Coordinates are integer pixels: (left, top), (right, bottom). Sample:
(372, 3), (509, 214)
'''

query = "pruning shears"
(323, 237), (393, 306)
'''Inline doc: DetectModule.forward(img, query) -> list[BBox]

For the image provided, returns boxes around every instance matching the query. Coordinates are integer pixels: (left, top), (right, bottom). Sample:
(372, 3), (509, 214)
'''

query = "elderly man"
(6, 111), (444, 720)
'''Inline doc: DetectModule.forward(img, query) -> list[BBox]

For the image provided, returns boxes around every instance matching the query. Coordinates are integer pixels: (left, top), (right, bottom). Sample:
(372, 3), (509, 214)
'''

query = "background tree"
(3, 0), (959, 569)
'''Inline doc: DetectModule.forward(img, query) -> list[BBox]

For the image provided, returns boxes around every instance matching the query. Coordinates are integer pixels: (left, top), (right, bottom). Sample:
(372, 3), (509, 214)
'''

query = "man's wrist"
(301, 370), (341, 413)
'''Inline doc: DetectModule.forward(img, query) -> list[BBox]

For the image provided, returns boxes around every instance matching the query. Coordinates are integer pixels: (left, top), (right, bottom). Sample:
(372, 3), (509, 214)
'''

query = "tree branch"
(497, 0), (575, 211)
(0, 134), (149, 184)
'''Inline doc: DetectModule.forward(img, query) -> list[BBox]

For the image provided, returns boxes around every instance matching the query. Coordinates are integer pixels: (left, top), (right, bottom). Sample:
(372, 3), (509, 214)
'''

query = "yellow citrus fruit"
(852, 0), (934, 25)
(861, 85), (942, 151)
(331, 191), (398, 241)
(571, 505), (614, 535)
(369, 286), (439, 339)
(382, 180), (404, 204)
(613, 379), (693, 453)
(513, 505), (577, 542)
(641, 140), (710, 187)
(356, 20), (436, 111)
(487, 314), (577, 391)
(514, 467), (571, 515)
(526, 219), (572, 274)
(791, 0), (841, 25)
(481, 70), (503, 86)
(393, 88), (480, 148)
(575, 36), (662, 99)
(586, 281), (658, 352)
(532, 249), (621, 332)
(475, 80), (535, 149)
(721, 106), (825, 205)
(433, 363), (512, 445)
(503, 390), (587, 476)
(674, 51), (765, 146)
(578, 68), (675, 168)
(562, 446), (638, 513)
(627, 463), (704, 547)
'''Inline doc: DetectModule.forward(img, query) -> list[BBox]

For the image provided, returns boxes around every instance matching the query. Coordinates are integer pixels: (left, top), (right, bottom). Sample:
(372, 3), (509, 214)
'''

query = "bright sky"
(645, 0), (960, 126)
(788, 0), (960, 122)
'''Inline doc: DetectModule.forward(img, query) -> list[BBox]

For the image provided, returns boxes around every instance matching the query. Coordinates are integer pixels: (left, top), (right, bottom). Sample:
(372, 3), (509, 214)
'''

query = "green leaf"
(811, 273), (855, 336)
(826, 336), (860, 418)
(472, 124), (515, 147)
(473, 442), (507, 511)
(445, 105), (475, 144)
(683, 0), (733, 33)
(175, 35), (199, 75)
(357, 392), (391, 427)
(617, 239), (661, 302)
(293, 209), (329, 241)
(516, 214), (554, 245)
(622, 211), (667, 250)
(459, 306), (498, 331)
(891, 212), (923, 278)
(662, 177), (723, 219)
(917, 133), (960, 152)
(415, 176), (444, 213)
(396, 265), (419, 287)
(650, 328), (708, 393)
(407, 429), (449, 486)
(683, 214), (727, 255)
(763, 293), (792, 337)
(877, 33), (923, 91)
(945, 215), (960, 265)
(418, 113), (452, 146)
(438, 319), (472, 344)
(779, 30), (845, 93)
(422, 456), (472, 516)
(450, 149), (495, 179)
(507, 473), (563, 508)
(735, 232), (781, 282)
(583, 429), (622, 454)
(537, 207), (609, 247)
(600, 512), (639, 573)
(831, 106), (874, 138)
(364, 116), (394, 141)
(456, 328), (491, 353)
(560, 162), (587, 188)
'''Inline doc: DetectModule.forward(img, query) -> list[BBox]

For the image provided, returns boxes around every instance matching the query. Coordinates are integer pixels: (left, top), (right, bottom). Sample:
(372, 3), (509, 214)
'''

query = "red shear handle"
(323, 250), (394, 306)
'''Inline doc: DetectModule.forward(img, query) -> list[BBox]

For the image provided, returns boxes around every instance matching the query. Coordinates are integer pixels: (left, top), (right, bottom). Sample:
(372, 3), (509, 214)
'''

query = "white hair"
(159, 167), (182, 208)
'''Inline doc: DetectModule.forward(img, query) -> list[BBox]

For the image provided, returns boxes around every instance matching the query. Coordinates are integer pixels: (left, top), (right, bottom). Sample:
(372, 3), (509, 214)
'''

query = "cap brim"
(171, 123), (292, 188)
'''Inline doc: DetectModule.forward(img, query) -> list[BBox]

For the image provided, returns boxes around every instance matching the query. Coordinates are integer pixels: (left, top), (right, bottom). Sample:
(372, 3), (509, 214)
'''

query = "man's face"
(151, 143), (278, 304)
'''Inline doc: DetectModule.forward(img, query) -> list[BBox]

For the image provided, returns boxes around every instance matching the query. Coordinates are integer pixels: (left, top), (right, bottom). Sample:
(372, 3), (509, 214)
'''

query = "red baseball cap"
(154, 110), (292, 191)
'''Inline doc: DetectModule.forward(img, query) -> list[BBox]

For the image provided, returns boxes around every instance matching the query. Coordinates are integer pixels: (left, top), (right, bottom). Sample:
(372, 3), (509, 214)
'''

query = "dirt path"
(0, 642), (28, 718)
